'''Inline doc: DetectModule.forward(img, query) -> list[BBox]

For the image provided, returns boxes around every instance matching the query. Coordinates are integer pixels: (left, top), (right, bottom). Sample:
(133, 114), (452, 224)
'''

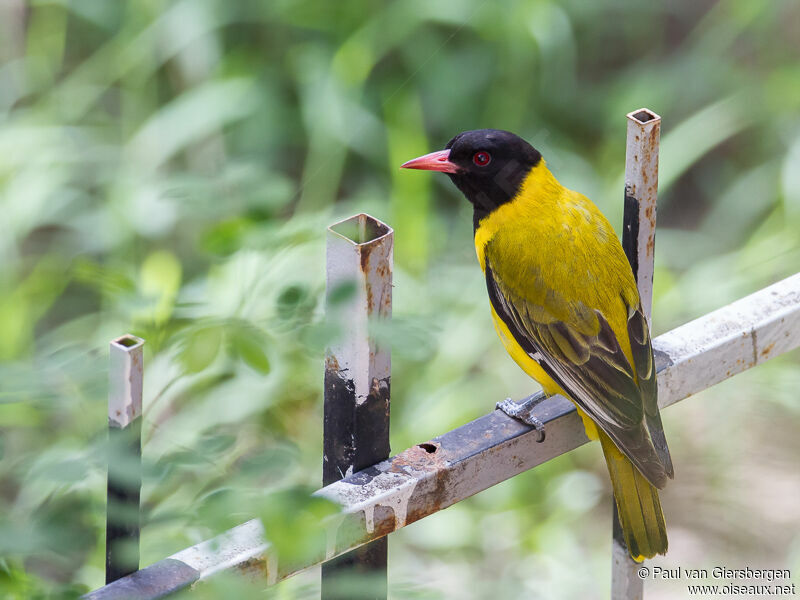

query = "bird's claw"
(496, 396), (546, 442)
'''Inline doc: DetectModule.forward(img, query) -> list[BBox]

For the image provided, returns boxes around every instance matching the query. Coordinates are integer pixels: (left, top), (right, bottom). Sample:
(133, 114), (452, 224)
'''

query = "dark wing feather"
(485, 257), (673, 488)
(626, 303), (674, 478)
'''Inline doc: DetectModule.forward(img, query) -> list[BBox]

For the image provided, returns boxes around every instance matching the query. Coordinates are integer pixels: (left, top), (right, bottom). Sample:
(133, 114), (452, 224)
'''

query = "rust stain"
(359, 244), (392, 314)
(368, 376), (390, 406)
(359, 246), (370, 273)
(325, 355), (340, 372)
(406, 475), (448, 526)
(236, 556), (267, 579)
(372, 505), (396, 538)
(760, 342), (775, 357)
(382, 291), (391, 315)
(358, 246), (375, 311)
(390, 442), (445, 473)
(390, 441), (450, 525)
(365, 281), (374, 313)
(375, 261), (390, 278)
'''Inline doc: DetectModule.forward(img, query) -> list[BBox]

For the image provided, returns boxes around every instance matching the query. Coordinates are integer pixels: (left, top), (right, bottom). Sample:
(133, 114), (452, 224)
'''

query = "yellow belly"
(491, 306), (599, 441)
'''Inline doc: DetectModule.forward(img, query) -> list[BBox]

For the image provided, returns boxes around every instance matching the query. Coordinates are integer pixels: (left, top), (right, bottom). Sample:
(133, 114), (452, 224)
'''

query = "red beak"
(400, 149), (459, 173)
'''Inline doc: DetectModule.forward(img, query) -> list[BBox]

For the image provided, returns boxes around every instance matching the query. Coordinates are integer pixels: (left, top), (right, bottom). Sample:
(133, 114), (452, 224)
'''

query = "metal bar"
(322, 213), (393, 599)
(612, 519), (644, 600)
(613, 107), (662, 600)
(106, 334), (145, 584)
(82, 272), (800, 599)
(622, 108), (661, 324)
(654, 273), (800, 406)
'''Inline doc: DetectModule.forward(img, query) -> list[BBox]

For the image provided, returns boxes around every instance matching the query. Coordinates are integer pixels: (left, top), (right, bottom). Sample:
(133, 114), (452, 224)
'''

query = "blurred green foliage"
(1, 1), (799, 598)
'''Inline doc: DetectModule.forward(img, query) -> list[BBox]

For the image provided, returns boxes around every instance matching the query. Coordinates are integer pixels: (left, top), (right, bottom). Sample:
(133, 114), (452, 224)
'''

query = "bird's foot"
(496, 395), (546, 442)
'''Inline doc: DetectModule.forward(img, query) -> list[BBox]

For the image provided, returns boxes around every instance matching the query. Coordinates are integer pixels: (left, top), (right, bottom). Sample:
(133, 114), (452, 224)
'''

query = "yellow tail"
(599, 430), (668, 561)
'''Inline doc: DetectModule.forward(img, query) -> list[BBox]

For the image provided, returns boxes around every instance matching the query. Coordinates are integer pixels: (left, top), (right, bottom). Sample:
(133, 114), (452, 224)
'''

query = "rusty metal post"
(613, 108), (661, 600)
(322, 214), (392, 600)
(621, 108), (660, 325)
(106, 334), (144, 583)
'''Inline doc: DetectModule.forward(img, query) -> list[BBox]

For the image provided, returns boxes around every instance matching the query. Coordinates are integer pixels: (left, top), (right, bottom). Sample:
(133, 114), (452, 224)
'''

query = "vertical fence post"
(106, 334), (144, 584)
(323, 214), (393, 600)
(613, 108), (661, 600)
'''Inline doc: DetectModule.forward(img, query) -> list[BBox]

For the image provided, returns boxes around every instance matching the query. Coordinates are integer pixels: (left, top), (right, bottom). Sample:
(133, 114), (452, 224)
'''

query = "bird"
(400, 129), (674, 561)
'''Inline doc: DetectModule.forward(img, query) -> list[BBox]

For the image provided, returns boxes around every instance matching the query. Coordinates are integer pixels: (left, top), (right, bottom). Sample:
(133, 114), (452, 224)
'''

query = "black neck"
(472, 205), (491, 232)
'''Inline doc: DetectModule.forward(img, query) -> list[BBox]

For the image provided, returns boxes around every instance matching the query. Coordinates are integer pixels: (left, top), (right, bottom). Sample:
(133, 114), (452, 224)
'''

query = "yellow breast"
(473, 160), (638, 367)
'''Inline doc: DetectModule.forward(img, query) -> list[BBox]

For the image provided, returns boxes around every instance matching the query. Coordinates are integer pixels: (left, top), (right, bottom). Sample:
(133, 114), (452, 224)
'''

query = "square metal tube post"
(106, 334), (145, 583)
(322, 214), (393, 600)
(613, 108), (661, 600)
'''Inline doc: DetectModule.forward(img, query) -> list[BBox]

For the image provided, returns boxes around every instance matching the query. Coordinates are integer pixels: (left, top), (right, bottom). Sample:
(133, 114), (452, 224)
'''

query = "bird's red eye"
(473, 151), (491, 166)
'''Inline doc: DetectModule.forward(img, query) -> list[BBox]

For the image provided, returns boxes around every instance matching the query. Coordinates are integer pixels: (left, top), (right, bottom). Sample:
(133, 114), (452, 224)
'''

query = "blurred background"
(1, 0), (799, 598)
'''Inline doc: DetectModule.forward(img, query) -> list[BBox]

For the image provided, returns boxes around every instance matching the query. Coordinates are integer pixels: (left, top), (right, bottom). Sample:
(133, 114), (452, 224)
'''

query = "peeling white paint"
(354, 471), (417, 534)
(363, 504), (375, 534)
(316, 468), (420, 534)
(383, 476), (416, 529)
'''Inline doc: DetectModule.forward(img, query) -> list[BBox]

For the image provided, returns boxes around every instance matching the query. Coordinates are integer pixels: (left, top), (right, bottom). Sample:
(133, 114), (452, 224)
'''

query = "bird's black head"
(401, 129), (542, 229)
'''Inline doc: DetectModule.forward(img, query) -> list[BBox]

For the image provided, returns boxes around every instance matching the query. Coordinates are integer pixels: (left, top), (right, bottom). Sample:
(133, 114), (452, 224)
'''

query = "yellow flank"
(490, 305), (562, 394)
(575, 407), (599, 441)
(476, 159), (667, 559)
(491, 303), (600, 440)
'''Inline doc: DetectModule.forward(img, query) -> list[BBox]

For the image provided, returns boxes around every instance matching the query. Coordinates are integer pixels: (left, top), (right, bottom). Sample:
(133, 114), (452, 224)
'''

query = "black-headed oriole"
(401, 129), (674, 560)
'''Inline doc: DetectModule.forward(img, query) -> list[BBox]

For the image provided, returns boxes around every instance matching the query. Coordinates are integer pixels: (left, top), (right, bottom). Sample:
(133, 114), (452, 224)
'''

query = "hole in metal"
(113, 335), (141, 348)
(418, 443), (437, 454)
(632, 110), (655, 123)
(330, 213), (391, 245)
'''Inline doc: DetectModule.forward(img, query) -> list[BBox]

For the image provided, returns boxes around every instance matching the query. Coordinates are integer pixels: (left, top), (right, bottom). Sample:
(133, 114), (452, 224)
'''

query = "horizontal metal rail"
(84, 272), (800, 599)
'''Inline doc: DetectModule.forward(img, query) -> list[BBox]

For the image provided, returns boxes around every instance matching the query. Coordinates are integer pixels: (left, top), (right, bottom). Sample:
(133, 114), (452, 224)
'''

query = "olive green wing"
(485, 253), (673, 488)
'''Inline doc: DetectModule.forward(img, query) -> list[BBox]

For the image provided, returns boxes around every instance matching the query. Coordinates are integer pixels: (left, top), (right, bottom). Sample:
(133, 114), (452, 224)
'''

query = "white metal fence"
(84, 109), (800, 600)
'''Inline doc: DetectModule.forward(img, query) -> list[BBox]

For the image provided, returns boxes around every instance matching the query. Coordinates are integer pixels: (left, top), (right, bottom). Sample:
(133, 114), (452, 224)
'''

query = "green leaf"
(201, 217), (254, 256)
(139, 250), (182, 324)
(277, 284), (309, 319)
(231, 328), (271, 374)
(180, 325), (222, 373)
